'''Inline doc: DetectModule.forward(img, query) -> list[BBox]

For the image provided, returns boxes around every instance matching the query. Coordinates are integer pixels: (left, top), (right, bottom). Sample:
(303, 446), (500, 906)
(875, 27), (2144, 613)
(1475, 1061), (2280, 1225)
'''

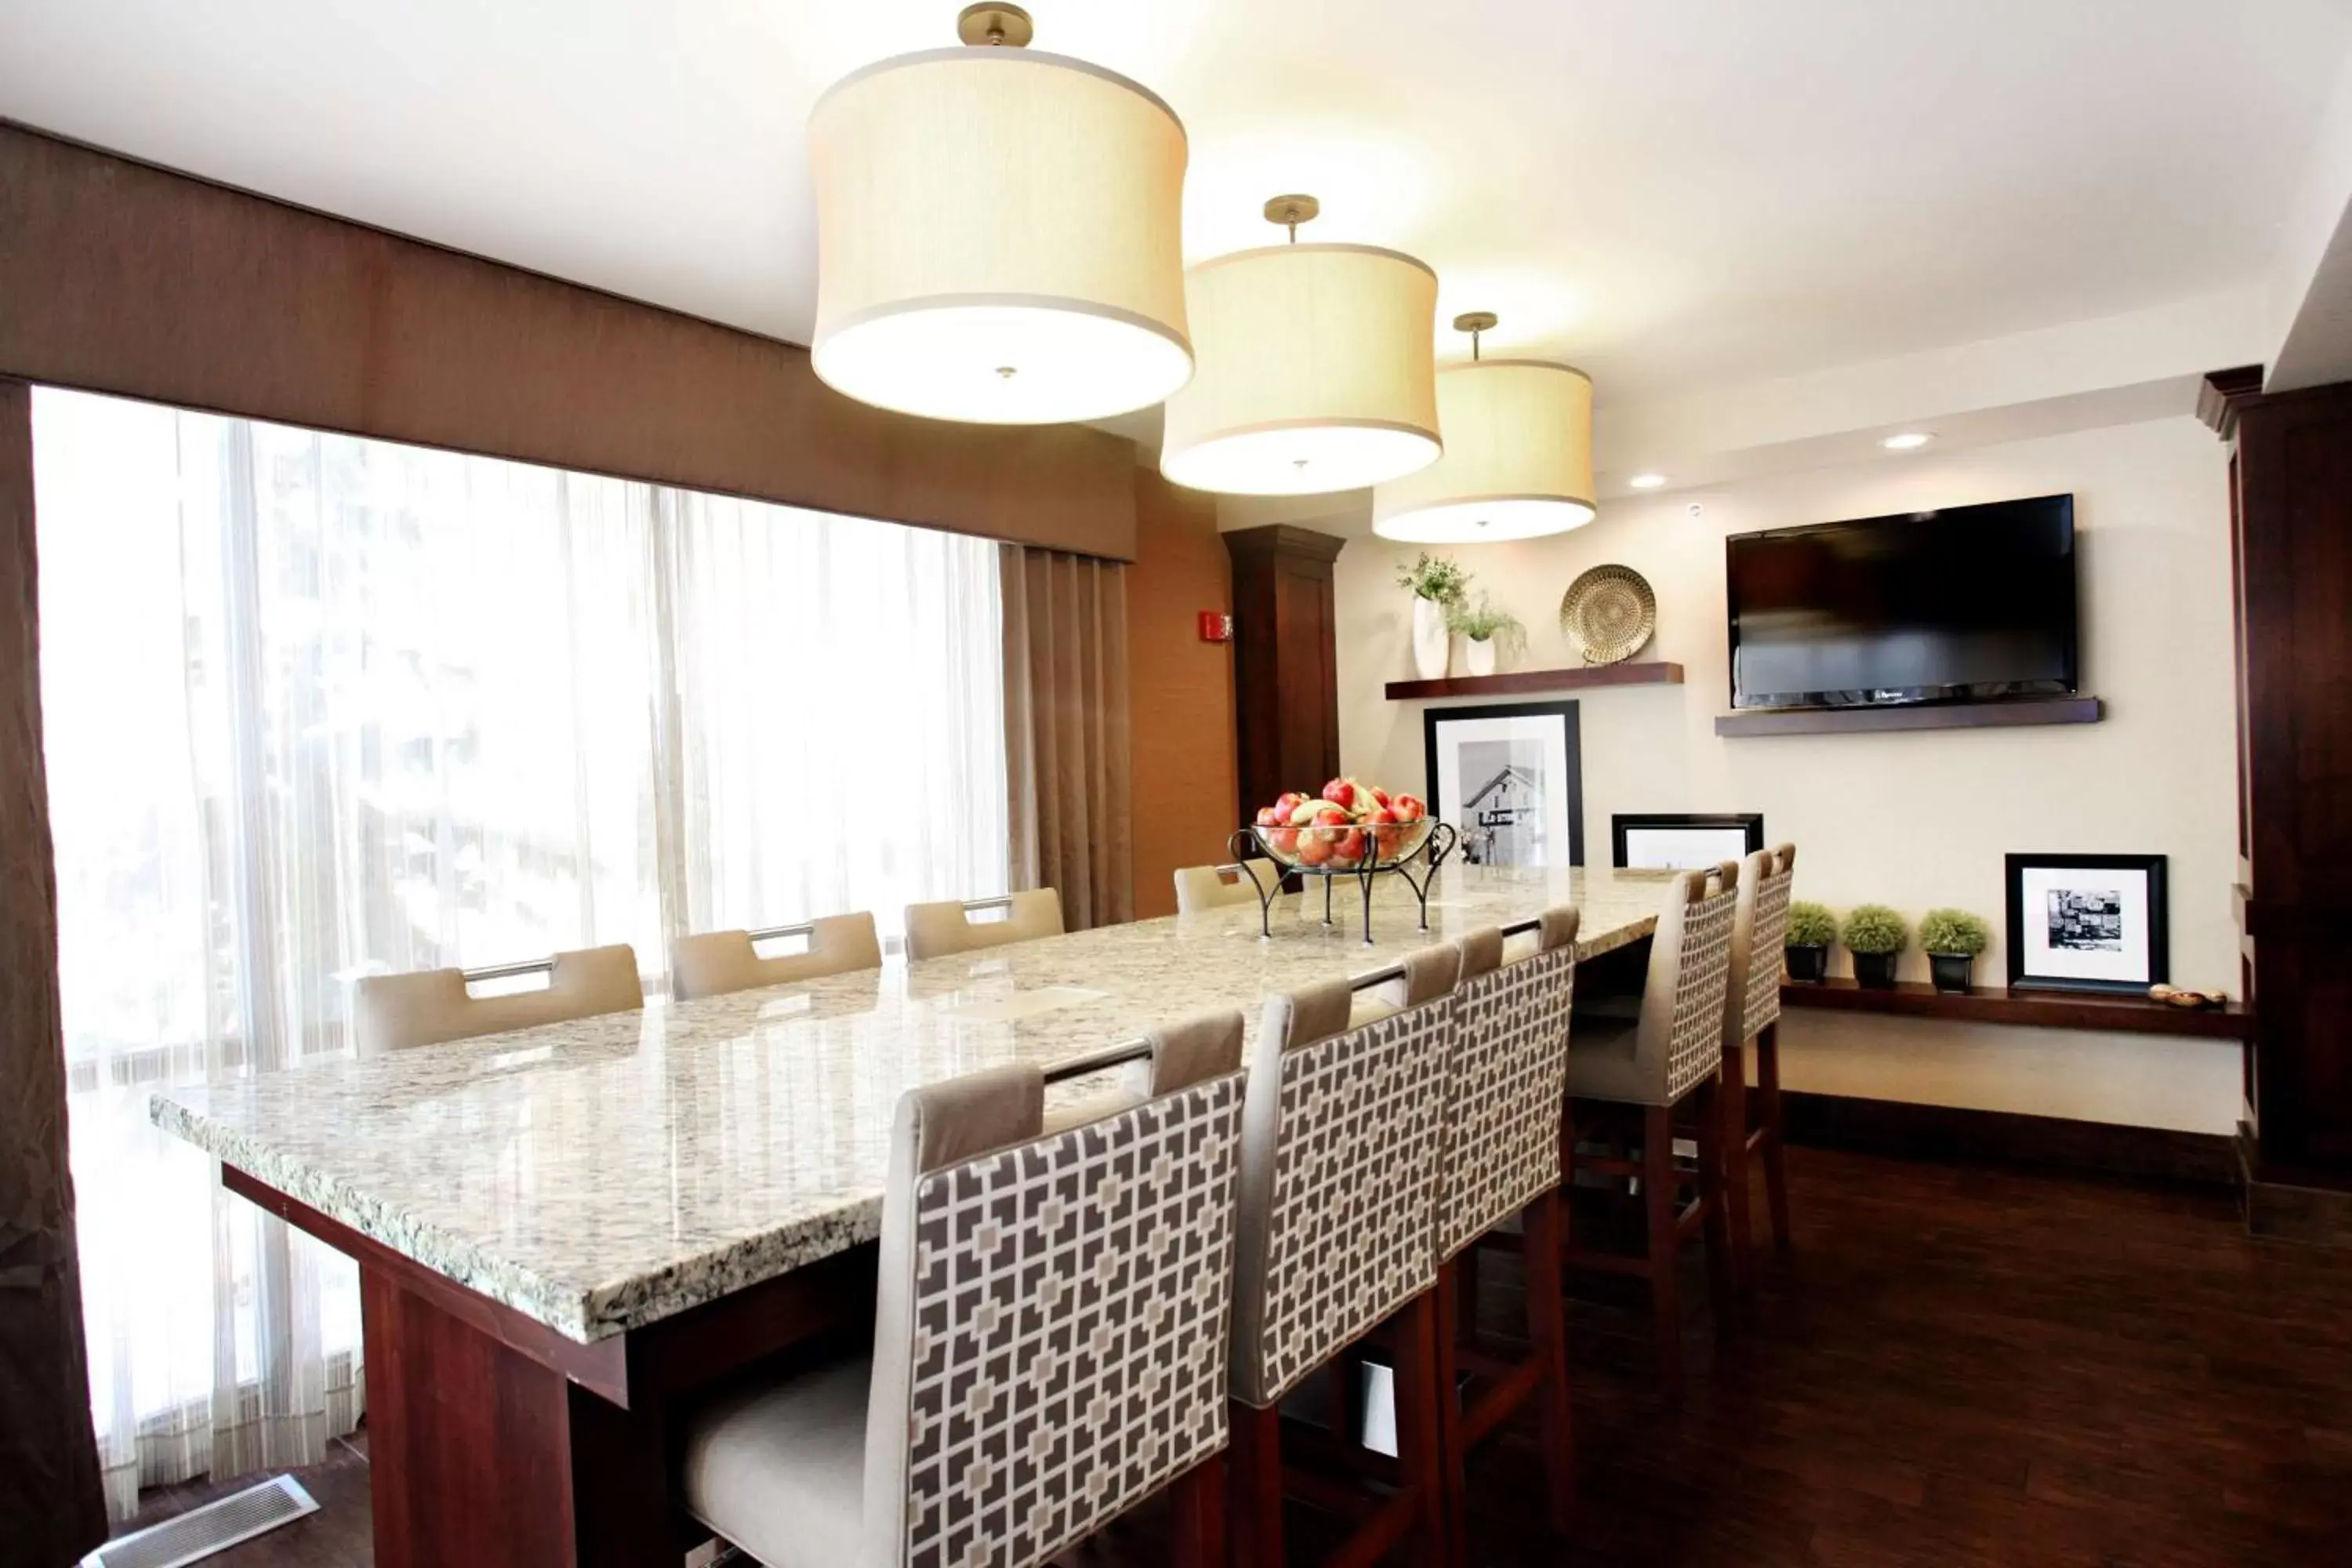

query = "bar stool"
(1562, 864), (1740, 1396)
(1173, 860), (1267, 913)
(1228, 946), (1461, 1568)
(669, 912), (883, 1000)
(351, 944), (641, 1055)
(1721, 844), (1798, 1276)
(1428, 907), (1581, 1562)
(902, 887), (1064, 960)
(681, 1011), (1249, 1568)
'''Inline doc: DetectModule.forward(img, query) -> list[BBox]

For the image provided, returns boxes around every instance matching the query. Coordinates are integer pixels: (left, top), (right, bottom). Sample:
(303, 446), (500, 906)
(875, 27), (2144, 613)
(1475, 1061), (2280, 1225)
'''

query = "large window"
(34, 387), (1008, 1514)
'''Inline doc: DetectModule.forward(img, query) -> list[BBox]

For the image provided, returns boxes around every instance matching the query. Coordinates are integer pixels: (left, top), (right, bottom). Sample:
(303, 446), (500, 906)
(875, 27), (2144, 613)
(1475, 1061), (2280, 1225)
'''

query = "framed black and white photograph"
(1423, 700), (1585, 867)
(2005, 853), (2169, 994)
(1612, 812), (1765, 870)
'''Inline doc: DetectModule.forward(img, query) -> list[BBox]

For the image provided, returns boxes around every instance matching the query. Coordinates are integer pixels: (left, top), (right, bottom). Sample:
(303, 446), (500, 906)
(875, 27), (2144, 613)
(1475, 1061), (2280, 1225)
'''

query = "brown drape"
(0, 379), (107, 1563)
(1001, 546), (1134, 931)
(0, 122), (1138, 561)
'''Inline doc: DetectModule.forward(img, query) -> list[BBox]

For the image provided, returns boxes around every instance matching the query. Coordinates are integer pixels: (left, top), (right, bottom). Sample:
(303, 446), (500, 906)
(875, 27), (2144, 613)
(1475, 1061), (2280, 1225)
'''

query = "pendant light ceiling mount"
(955, 3), (1034, 46)
(807, 7), (1191, 425)
(1371, 310), (1597, 543)
(1160, 193), (1443, 497)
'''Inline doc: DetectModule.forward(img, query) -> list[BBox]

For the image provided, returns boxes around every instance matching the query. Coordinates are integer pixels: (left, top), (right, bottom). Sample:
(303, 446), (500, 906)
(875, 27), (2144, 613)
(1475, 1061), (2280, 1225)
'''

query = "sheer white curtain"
(33, 387), (1007, 1519)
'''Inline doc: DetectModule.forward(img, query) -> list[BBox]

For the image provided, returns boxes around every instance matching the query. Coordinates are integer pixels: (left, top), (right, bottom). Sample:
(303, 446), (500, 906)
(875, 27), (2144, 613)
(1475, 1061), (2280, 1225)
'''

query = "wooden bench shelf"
(1385, 662), (1685, 701)
(1780, 977), (2250, 1040)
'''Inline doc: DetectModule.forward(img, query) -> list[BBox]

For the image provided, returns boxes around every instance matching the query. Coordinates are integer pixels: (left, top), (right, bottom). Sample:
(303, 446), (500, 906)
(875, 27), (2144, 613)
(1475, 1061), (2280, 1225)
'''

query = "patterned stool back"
(1437, 906), (1580, 1261)
(865, 1012), (1247, 1568)
(1723, 844), (1796, 1049)
(1634, 865), (1742, 1104)
(1229, 943), (1462, 1409)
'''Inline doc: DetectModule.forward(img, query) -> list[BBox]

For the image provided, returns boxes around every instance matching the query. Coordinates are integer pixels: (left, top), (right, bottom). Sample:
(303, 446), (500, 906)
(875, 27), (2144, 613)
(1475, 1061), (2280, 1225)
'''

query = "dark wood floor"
(118, 1146), (2352, 1566)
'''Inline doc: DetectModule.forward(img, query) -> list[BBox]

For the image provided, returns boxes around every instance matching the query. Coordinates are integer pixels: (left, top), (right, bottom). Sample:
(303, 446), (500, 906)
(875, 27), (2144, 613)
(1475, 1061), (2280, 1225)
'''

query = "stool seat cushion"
(1565, 1013), (1657, 1105)
(681, 1353), (870, 1568)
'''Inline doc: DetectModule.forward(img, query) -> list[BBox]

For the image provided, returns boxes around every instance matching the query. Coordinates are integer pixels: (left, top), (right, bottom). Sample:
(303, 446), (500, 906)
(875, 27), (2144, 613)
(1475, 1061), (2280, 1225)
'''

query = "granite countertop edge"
(149, 1091), (887, 1344)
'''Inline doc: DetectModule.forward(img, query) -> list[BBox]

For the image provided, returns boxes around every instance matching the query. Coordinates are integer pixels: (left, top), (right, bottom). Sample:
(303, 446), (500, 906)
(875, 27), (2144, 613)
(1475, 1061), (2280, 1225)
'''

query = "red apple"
(1321, 778), (1356, 810)
(1334, 826), (1367, 864)
(1365, 806), (1399, 858)
(1296, 830), (1332, 866)
(1255, 806), (1282, 828)
(1313, 804), (1349, 826)
(1392, 794), (1425, 823)
(1369, 784), (1392, 808)
(1269, 825), (1300, 856)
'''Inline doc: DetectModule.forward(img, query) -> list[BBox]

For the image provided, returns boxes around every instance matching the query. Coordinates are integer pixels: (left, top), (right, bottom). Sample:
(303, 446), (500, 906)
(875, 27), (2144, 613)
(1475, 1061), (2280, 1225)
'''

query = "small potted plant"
(1396, 553), (1472, 681)
(1784, 900), (1836, 982)
(1842, 904), (1907, 989)
(1918, 908), (1991, 995)
(1446, 593), (1527, 677)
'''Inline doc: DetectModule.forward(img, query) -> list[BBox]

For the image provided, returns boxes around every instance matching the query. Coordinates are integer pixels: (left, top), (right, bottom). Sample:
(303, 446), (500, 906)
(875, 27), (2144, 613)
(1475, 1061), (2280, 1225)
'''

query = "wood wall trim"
(0, 122), (1138, 561)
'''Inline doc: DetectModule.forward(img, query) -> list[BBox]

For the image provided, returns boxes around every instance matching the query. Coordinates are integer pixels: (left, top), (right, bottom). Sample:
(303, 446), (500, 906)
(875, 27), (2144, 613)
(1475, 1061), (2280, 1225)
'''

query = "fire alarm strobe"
(1198, 612), (1233, 643)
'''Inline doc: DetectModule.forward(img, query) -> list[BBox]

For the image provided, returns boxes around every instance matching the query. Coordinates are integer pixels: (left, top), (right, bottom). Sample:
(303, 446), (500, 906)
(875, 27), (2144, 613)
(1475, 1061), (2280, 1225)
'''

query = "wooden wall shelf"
(1780, 977), (2250, 1040)
(1385, 662), (1685, 702)
(1716, 695), (2102, 737)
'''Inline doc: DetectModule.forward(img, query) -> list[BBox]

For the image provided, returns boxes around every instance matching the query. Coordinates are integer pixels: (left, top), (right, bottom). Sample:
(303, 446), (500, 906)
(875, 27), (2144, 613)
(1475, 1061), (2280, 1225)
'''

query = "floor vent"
(87, 1476), (318, 1568)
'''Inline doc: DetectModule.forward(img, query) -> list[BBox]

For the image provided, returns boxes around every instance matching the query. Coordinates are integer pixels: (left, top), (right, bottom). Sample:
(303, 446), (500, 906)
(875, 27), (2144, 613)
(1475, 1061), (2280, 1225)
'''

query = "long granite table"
(152, 864), (1671, 1568)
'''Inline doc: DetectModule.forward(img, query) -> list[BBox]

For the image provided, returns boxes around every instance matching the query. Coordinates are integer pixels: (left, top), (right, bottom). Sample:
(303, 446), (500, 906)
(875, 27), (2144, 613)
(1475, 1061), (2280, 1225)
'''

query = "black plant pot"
(1851, 952), (1900, 989)
(1928, 953), (1976, 995)
(1785, 943), (1828, 983)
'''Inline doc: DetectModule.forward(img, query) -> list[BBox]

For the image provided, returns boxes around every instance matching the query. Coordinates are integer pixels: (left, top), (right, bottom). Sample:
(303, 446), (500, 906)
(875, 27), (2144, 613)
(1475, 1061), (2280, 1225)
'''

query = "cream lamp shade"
(1160, 233), (1442, 496)
(807, 27), (1191, 425)
(1372, 359), (1596, 542)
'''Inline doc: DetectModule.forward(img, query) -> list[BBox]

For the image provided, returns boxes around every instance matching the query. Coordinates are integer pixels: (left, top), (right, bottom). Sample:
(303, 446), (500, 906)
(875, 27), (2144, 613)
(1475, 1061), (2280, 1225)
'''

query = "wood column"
(0, 376), (109, 1563)
(1222, 525), (1345, 825)
(2204, 370), (2352, 1204)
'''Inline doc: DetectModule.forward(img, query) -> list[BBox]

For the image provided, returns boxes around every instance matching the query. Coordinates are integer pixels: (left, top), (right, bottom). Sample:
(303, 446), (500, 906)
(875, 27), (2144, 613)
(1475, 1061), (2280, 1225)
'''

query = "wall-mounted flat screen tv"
(1726, 494), (2077, 710)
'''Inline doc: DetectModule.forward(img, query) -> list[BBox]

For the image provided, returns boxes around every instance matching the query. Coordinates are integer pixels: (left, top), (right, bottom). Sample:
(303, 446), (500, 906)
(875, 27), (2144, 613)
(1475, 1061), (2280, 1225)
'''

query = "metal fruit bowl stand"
(1224, 818), (1461, 945)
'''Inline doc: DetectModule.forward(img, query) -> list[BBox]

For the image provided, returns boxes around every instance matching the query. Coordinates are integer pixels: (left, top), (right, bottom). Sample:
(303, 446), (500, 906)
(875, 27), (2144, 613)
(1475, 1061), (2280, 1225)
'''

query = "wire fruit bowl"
(1246, 815), (1439, 871)
(1225, 818), (1459, 946)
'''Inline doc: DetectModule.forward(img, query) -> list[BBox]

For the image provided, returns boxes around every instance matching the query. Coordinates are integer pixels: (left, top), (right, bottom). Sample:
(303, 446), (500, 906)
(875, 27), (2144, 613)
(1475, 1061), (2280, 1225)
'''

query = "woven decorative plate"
(1559, 564), (1657, 665)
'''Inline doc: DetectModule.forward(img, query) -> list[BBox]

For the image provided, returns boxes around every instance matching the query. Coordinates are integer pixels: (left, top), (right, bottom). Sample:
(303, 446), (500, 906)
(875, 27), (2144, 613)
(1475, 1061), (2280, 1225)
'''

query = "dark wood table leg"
(1721, 1035), (1755, 1293)
(361, 1265), (673, 1568)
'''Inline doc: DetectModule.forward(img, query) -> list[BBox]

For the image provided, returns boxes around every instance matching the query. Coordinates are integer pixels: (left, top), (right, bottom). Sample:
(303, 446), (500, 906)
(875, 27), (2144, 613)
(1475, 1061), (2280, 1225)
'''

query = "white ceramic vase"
(1465, 636), (1497, 677)
(1411, 597), (1450, 681)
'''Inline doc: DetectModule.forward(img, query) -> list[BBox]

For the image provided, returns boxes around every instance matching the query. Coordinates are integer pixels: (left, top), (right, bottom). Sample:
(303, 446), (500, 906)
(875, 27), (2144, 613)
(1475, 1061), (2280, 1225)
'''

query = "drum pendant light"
(1160, 196), (1442, 495)
(1372, 313), (1595, 542)
(807, 5), (1192, 425)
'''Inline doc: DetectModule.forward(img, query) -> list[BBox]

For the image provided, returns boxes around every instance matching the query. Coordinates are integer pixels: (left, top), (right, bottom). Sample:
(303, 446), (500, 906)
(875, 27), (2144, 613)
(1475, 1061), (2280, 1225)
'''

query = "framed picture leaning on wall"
(1423, 700), (1585, 867)
(1612, 812), (1765, 869)
(2005, 852), (2169, 994)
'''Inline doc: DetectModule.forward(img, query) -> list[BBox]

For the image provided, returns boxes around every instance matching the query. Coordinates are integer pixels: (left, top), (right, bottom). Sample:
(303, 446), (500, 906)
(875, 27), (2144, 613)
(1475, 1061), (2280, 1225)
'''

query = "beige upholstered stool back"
(1632, 865), (1741, 1104)
(1229, 944), (1461, 1409)
(353, 945), (641, 1056)
(864, 1014), (1246, 1567)
(1172, 862), (1266, 914)
(1722, 844), (1797, 1048)
(669, 913), (883, 1001)
(1436, 906), (1579, 1261)
(902, 888), (1065, 960)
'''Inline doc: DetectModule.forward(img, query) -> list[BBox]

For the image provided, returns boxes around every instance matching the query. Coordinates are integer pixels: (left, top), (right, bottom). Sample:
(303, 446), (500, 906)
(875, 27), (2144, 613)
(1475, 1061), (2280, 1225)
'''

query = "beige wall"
(1328, 415), (2242, 1134)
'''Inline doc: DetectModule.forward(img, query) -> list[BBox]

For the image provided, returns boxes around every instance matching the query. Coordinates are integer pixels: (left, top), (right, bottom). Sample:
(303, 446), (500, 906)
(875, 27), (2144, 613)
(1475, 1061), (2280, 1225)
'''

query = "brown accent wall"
(1127, 470), (1236, 919)
(0, 123), (1138, 560)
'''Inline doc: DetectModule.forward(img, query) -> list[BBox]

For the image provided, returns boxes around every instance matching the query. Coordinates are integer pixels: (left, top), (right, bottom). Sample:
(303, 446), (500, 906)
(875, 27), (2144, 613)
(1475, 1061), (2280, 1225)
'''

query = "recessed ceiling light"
(1881, 432), (1934, 451)
(1627, 473), (1668, 489)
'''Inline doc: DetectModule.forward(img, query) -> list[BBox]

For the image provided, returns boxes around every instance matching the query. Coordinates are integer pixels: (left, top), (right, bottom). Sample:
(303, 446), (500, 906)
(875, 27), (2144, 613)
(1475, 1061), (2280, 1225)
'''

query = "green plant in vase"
(1918, 908), (1991, 995)
(1396, 553), (1474, 682)
(1784, 899), (1836, 983)
(1842, 904), (1908, 990)
(1445, 593), (1527, 677)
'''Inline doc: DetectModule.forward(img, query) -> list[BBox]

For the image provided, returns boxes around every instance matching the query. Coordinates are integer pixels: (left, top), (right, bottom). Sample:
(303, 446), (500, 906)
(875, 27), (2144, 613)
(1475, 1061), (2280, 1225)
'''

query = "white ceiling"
(5, 0), (2350, 408)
